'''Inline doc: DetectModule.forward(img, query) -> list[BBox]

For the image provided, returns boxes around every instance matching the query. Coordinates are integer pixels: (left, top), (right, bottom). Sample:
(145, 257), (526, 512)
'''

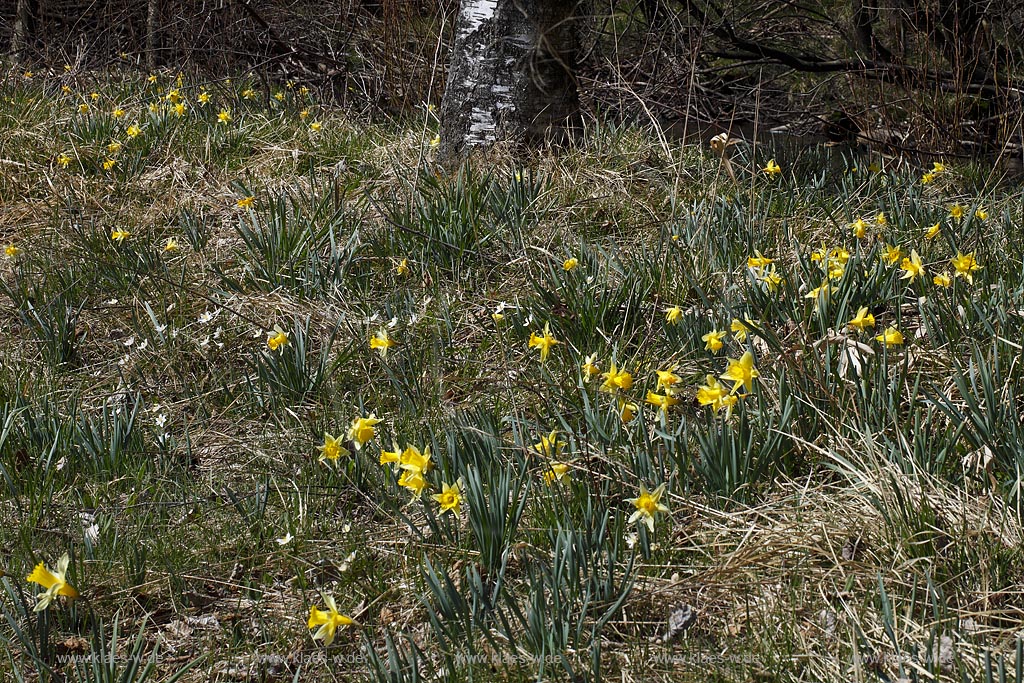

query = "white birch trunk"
(439, 0), (578, 161)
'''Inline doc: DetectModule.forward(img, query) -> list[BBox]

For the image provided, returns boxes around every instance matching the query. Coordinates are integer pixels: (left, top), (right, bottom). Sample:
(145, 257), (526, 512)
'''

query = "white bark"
(439, 0), (578, 161)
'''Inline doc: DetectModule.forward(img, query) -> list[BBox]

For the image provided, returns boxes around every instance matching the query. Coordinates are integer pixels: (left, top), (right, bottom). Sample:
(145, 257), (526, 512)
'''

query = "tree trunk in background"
(11, 0), (37, 61)
(439, 0), (579, 163)
(146, 0), (160, 70)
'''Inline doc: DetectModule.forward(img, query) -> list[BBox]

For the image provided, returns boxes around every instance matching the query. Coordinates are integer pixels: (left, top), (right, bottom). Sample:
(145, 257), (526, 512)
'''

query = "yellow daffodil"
(379, 442), (402, 470)
(921, 172), (936, 184)
(645, 391), (679, 413)
(655, 368), (681, 394)
(804, 283), (832, 310)
(126, 124), (141, 138)
(395, 258), (410, 276)
(618, 398), (638, 423)
(533, 430), (566, 458)
(102, 158), (116, 171)
(198, 92), (210, 104)
(875, 327), (904, 347)
(830, 247), (851, 265)
(721, 350), (759, 394)
(318, 433), (349, 463)
(78, 103), (90, 114)
(26, 554), (78, 611)
(310, 122), (322, 132)
(933, 272), (952, 288)
(110, 228), (130, 242)
(627, 483), (670, 532)
(581, 353), (601, 382)
(307, 595), (355, 646)
(107, 142), (122, 154)
(5, 245), (22, 258)
(242, 88), (256, 100)
(267, 325), (289, 351)
(900, 249), (925, 282)
(847, 306), (875, 331)
(543, 462), (570, 485)
(763, 159), (781, 177)
(664, 305), (683, 325)
(299, 109), (310, 120)
(173, 103), (185, 117)
(237, 195), (255, 209)
(697, 375), (738, 418)
(527, 322), (558, 363)
(399, 444), (432, 475)
(925, 223), (940, 240)
(759, 265), (784, 291)
(950, 251), (981, 284)
(370, 327), (397, 357)
(431, 480), (463, 514)
(949, 204), (964, 220)
(274, 92), (285, 102)
(881, 244), (903, 266)
(217, 109), (231, 124)
(347, 415), (381, 450)
(696, 375), (725, 407)
(57, 153), (72, 168)
(875, 212), (887, 226)
(600, 362), (633, 392)
(702, 329), (725, 353)
(932, 161), (946, 173)
(730, 318), (754, 343)
(112, 108), (125, 118)
(563, 257), (579, 271)
(975, 208), (988, 220)
(398, 470), (427, 497)
(747, 251), (773, 269)
(163, 238), (179, 252)
(851, 218), (868, 239)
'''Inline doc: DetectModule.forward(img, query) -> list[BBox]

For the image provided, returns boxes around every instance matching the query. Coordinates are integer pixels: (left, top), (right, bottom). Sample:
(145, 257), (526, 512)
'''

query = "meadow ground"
(1, 68), (1023, 682)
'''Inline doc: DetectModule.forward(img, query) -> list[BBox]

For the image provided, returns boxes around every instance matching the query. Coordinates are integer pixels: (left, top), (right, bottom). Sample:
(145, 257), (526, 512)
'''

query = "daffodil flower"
(307, 594), (355, 646)
(721, 351), (759, 394)
(876, 327), (904, 347)
(543, 462), (570, 485)
(850, 218), (868, 239)
(702, 329), (725, 353)
(847, 307), (875, 331)
(267, 325), (289, 351)
(627, 483), (670, 532)
(318, 433), (349, 463)
(26, 554), (78, 612)
(655, 368), (681, 394)
(925, 223), (940, 240)
(527, 322), (558, 363)
(347, 415), (381, 450)
(370, 327), (397, 357)
(763, 159), (781, 177)
(563, 257), (579, 271)
(431, 480), (463, 514)
(581, 353), (601, 382)
(533, 430), (566, 458)
(600, 362), (633, 393)
(664, 306), (683, 325)
(950, 251), (981, 284)
(645, 391), (679, 414)
(900, 249), (925, 282)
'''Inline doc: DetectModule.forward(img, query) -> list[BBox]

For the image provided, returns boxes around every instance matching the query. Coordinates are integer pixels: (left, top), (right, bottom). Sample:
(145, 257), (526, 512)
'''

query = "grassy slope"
(0, 68), (1023, 683)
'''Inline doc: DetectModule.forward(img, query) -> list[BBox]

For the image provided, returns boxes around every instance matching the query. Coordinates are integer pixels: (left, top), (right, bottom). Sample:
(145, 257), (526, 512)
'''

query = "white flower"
(276, 533), (293, 546)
